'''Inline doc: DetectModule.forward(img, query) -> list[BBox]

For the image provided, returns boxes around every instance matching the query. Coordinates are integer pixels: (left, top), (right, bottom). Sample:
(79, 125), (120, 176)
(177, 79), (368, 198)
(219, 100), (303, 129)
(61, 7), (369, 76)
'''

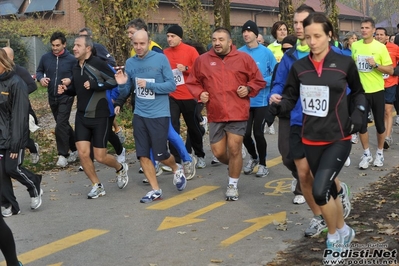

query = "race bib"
(357, 55), (373, 72)
(172, 69), (185, 86)
(135, 78), (155, 100)
(383, 73), (390, 79)
(300, 84), (329, 117)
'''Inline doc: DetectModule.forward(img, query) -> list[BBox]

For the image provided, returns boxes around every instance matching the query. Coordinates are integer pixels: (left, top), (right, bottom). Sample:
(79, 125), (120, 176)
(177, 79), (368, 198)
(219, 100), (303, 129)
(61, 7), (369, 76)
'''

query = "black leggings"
(304, 140), (351, 206)
(243, 106), (268, 166)
(0, 159), (19, 266)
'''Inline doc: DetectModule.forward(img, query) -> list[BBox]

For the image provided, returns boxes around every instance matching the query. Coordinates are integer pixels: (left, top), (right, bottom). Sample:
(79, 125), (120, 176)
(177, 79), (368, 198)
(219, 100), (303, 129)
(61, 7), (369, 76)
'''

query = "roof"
(229, 0), (365, 18)
(376, 13), (399, 28)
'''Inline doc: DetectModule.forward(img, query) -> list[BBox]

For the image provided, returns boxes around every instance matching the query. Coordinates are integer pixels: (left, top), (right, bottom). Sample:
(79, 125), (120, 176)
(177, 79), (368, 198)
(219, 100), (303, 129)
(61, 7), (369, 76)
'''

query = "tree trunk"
(213, 0), (230, 30)
(279, 0), (293, 33)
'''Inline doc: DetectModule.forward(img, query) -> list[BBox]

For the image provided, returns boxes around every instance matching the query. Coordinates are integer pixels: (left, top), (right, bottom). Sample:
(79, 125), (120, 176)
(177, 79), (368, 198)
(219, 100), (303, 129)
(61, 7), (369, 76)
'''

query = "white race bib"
(300, 84), (329, 117)
(135, 78), (155, 100)
(357, 55), (373, 72)
(172, 69), (185, 86)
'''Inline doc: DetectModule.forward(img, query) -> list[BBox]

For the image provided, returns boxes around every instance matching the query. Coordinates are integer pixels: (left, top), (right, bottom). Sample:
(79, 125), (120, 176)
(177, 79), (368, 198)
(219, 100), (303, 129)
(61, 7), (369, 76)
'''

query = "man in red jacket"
(164, 25), (206, 169)
(186, 27), (266, 201)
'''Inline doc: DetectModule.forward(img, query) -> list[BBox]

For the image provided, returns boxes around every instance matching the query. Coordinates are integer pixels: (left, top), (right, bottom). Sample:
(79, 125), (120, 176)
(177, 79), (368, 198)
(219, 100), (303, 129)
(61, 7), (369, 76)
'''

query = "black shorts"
(133, 114), (170, 161)
(289, 125), (305, 160)
(75, 115), (110, 148)
(361, 91), (385, 134)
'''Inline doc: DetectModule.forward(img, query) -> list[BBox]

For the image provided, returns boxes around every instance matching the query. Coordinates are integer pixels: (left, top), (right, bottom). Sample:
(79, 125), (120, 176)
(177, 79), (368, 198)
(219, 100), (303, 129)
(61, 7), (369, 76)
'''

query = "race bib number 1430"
(300, 84), (329, 117)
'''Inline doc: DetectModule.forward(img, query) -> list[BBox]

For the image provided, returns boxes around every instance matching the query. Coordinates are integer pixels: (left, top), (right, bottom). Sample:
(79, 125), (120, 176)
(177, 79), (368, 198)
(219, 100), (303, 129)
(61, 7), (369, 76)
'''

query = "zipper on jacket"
(54, 56), (59, 97)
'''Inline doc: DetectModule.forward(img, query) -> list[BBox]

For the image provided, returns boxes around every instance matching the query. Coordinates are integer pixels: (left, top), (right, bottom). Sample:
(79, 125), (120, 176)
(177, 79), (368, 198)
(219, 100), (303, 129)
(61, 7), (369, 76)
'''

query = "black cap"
(167, 25), (183, 39)
(281, 35), (298, 47)
(242, 20), (259, 37)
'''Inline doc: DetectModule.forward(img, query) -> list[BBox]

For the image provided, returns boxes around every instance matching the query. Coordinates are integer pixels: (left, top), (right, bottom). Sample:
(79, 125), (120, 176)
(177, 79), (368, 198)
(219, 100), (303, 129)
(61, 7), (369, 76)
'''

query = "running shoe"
(155, 161), (163, 176)
(173, 167), (187, 191)
(116, 163), (129, 189)
(201, 116), (208, 133)
(161, 165), (173, 172)
(344, 156), (351, 167)
(115, 126), (125, 144)
(243, 158), (259, 174)
(1, 206), (20, 217)
(78, 165), (84, 171)
(383, 137), (392, 150)
(196, 157), (206, 169)
(395, 116), (399, 126)
(351, 133), (358, 144)
(293, 195), (306, 204)
(88, 183), (106, 199)
(340, 182), (351, 219)
(31, 188), (43, 209)
(358, 154), (372, 169)
(67, 151), (78, 163)
(138, 167), (144, 174)
(325, 237), (343, 264)
(241, 146), (247, 159)
(30, 142), (40, 164)
(373, 152), (384, 167)
(305, 215), (327, 237)
(116, 147), (126, 163)
(291, 178), (297, 193)
(140, 189), (162, 203)
(56, 155), (68, 167)
(268, 124), (275, 135)
(256, 165), (269, 177)
(342, 227), (355, 252)
(211, 155), (220, 165)
(225, 184), (239, 201)
(183, 155), (197, 180)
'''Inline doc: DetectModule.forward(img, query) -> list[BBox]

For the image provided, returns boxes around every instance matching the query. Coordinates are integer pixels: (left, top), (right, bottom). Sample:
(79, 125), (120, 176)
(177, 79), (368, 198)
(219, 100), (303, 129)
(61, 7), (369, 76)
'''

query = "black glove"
(349, 108), (363, 134)
(265, 108), (276, 127)
(393, 66), (399, 76)
(268, 103), (281, 116)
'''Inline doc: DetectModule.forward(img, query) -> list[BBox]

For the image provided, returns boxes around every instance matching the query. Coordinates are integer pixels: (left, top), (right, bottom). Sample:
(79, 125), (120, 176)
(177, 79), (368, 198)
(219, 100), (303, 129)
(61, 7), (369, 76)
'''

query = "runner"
(351, 18), (393, 169)
(186, 27), (265, 200)
(272, 12), (365, 259)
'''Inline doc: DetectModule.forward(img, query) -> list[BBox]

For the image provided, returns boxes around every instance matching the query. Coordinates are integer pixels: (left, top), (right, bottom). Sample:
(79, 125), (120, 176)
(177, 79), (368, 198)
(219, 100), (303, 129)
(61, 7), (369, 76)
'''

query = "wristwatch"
(185, 66), (189, 71)
(374, 63), (379, 69)
(357, 105), (366, 113)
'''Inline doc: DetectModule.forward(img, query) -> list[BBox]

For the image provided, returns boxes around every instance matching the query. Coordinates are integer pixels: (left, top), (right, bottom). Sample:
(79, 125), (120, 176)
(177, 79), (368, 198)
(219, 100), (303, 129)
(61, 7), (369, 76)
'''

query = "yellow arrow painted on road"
(157, 201), (226, 230)
(147, 185), (220, 210)
(220, 211), (286, 247)
(0, 229), (108, 266)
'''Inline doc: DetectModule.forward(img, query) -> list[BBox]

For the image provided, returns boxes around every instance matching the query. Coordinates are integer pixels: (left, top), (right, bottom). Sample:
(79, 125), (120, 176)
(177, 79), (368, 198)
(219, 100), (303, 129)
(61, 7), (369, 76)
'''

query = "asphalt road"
(1, 122), (398, 266)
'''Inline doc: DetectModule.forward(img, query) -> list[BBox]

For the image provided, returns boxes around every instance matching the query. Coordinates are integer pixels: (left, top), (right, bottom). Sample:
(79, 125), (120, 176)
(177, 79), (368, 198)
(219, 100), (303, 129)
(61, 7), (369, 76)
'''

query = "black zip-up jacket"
(0, 71), (29, 152)
(280, 49), (366, 141)
(63, 55), (117, 118)
(36, 49), (76, 99)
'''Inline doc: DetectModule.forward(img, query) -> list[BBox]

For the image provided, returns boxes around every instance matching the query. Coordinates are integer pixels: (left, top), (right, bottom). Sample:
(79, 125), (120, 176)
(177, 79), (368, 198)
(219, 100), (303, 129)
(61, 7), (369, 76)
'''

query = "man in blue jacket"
(36, 31), (78, 168)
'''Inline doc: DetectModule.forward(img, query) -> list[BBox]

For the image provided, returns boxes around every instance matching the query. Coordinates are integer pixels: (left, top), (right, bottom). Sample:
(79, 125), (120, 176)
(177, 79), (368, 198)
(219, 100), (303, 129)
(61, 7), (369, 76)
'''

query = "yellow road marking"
(158, 201), (226, 230)
(146, 185), (219, 210)
(220, 211), (286, 247)
(264, 178), (293, 196)
(0, 229), (108, 266)
(267, 156), (282, 168)
(48, 263), (63, 266)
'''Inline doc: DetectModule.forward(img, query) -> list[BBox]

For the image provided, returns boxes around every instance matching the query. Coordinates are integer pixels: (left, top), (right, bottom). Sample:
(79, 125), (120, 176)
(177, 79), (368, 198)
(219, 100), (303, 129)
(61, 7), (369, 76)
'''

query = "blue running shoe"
(173, 167), (187, 191)
(140, 189), (162, 203)
(342, 227), (355, 252)
(324, 237), (343, 265)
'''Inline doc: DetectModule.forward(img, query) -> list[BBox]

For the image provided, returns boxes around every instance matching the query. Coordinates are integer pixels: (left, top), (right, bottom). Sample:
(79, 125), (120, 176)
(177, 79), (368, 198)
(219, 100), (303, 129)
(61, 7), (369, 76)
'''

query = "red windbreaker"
(186, 45), (266, 122)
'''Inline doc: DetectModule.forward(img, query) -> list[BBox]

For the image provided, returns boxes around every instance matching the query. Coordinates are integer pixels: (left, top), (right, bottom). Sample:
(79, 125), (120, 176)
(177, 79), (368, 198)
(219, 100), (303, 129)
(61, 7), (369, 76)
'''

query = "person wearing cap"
(186, 27), (266, 201)
(164, 25), (206, 170)
(268, 4), (351, 238)
(238, 20), (276, 178)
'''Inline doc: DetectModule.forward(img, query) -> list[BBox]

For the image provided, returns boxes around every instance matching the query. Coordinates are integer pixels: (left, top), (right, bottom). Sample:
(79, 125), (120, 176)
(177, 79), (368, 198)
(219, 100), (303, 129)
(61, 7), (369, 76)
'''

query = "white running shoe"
(31, 189), (43, 209)
(268, 124), (275, 135)
(56, 155), (68, 167)
(116, 163), (129, 189)
(183, 155), (197, 180)
(358, 154), (372, 169)
(344, 156), (351, 167)
(116, 147), (126, 163)
(293, 195), (306, 204)
(67, 151), (78, 163)
(373, 152), (384, 167)
(30, 142), (40, 164)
